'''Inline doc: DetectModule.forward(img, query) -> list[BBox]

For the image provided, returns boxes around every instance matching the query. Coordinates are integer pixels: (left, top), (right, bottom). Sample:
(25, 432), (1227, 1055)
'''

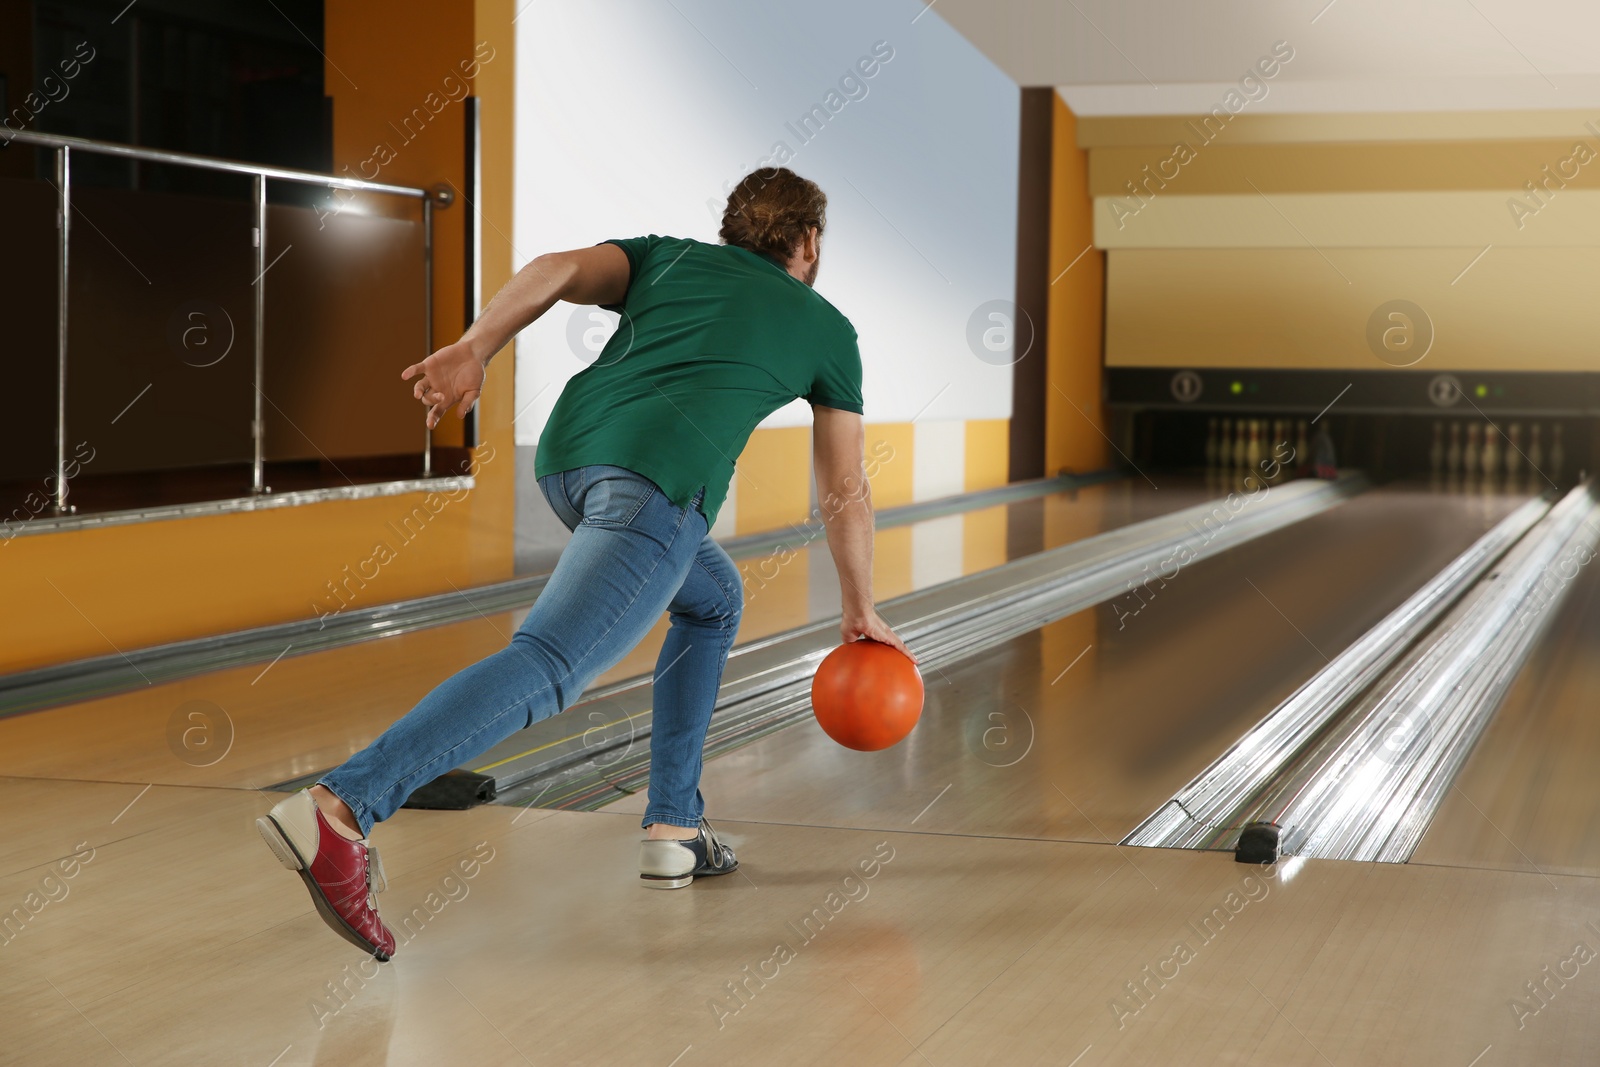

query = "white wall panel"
(512, 0), (1019, 446)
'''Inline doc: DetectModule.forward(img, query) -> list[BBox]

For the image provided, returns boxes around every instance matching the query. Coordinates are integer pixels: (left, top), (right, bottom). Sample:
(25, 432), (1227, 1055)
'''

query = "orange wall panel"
(734, 426), (813, 536)
(738, 553), (812, 645)
(872, 526), (914, 604)
(1046, 96), (1109, 477)
(324, 0), (484, 449)
(963, 506), (1008, 576)
(1, 446), (505, 673)
(469, 0), (520, 607)
(866, 423), (915, 509)
(965, 418), (1011, 492)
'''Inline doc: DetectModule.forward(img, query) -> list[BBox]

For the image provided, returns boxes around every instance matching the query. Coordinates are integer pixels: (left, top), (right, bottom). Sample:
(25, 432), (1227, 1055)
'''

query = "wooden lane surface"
(605, 488), (1530, 844)
(0, 777), (1594, 1064)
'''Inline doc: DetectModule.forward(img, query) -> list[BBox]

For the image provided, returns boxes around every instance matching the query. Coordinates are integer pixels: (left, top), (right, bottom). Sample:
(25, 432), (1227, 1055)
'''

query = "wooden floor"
(5, 482), (1596, 1064)
(3, 781), (1596, 1065)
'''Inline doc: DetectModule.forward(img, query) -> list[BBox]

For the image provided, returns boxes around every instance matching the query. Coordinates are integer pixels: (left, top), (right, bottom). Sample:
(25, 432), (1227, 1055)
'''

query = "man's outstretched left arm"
(403, 243), (631, 428)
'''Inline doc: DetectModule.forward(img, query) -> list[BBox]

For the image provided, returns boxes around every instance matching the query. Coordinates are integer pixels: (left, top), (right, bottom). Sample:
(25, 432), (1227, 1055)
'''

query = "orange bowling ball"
(810, 639), (923, 751)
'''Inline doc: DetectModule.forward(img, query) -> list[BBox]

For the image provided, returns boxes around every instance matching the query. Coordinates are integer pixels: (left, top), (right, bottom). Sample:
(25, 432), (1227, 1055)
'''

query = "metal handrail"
(8, 127), (451, 511)
(4, 128), (438, 199)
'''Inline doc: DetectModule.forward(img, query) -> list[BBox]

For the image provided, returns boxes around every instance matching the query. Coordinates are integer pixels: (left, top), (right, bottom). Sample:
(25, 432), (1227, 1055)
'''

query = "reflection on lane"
(602, 487), (1531, 845)
(587, 477), (1215, 687)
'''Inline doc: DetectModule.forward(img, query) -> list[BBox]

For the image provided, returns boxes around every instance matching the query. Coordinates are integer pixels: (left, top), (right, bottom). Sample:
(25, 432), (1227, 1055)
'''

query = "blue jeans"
(321, 465), (743, 835)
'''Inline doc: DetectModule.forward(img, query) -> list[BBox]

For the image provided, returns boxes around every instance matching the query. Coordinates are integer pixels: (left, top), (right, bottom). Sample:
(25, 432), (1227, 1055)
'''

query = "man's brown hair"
(718, 168), (826, 260)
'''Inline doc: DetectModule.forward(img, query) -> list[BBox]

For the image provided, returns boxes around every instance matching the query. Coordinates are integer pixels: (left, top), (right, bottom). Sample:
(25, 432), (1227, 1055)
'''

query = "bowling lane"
(602, 486), (1532, 843)
(598, 475), (1218, 685)
(1410, 555), (1600, 878)
(0, 478), (1211, 791)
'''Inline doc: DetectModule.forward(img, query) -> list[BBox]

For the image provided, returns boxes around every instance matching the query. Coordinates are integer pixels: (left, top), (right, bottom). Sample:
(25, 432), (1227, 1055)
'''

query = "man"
(257, 168), (914, 960)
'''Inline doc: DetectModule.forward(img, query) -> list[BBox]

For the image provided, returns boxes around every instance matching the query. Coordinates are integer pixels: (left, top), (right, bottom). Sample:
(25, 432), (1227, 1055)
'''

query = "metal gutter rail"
(1127, 483), (1600, 866)
(1123, 494), (1553, 851)
(1273, 483), (1600, 863)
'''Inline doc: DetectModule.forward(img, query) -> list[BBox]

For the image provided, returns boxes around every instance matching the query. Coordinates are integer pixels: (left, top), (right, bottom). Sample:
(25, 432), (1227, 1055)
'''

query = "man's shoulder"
(607, 234), (698, 255)
(802, 289), (857, 340)
(604, 234), (706, 260)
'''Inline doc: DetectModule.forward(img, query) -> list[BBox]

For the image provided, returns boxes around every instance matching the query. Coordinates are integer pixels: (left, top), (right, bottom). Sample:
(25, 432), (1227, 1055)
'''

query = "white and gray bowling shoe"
(638, 818), (739, 889)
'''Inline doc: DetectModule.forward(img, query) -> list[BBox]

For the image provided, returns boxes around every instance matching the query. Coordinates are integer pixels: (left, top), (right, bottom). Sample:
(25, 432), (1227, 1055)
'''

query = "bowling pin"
(1527, 423), (1544, 477)
(1271, 419), (1289, 483)
(1295, 420), (1310, 475)
(1550, 424), (1566, 482)
(1504, 423), (1523, 480)
(1225, 431), (1239, 488)
(1218, 418), (1235, 491)
(1245, 421), (1264, 484)
(1429, 421), (1444, 477)
(1481, 424), (1500, 480)
(1312, 421), (1337, 478)
(1446, 422), (1462, 476)
(1463, 424), (1481, 479)
(1205, 417), (1219, 469)
(1233, 419), (1249, 470)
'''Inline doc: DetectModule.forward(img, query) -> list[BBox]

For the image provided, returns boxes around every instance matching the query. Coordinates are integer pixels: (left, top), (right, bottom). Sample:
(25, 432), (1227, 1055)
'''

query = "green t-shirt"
(534, 235), (864, 529)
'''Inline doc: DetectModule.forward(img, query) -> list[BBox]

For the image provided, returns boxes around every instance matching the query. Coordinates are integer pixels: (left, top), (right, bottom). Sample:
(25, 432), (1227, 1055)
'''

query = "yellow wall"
(2, 463), (499, 673)
(738, 554), (812, 645)
(1, 2), (518, 673)
(1107, 246), (1600, 371)
(1087, 110), (1600, 372)
(719, 416), (1012, 614)
(1078, 110), (1600, 147)
(474, 0), (519, 517)
(1046, 95), (1110, 477)
(324, 0), (481, 449)
(728, 416), (1009, 529)
(865, 423), (916, 509)
(733, 427), (812, 536)
(965, 418), (1010, 492)
(961, 417), (1011, 574)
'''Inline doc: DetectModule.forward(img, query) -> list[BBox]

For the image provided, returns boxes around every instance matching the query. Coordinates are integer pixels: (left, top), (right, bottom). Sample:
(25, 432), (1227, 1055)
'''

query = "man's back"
(535, 235), (863, 529)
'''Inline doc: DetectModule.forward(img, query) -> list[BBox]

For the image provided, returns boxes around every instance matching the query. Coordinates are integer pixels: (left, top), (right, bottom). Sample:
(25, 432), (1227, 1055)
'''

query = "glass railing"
(1, 128), (457, 530)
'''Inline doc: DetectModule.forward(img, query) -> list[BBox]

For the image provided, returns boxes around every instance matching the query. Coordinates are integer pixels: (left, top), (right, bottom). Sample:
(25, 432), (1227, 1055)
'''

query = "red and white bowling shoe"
(257, 790), (396, 960)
